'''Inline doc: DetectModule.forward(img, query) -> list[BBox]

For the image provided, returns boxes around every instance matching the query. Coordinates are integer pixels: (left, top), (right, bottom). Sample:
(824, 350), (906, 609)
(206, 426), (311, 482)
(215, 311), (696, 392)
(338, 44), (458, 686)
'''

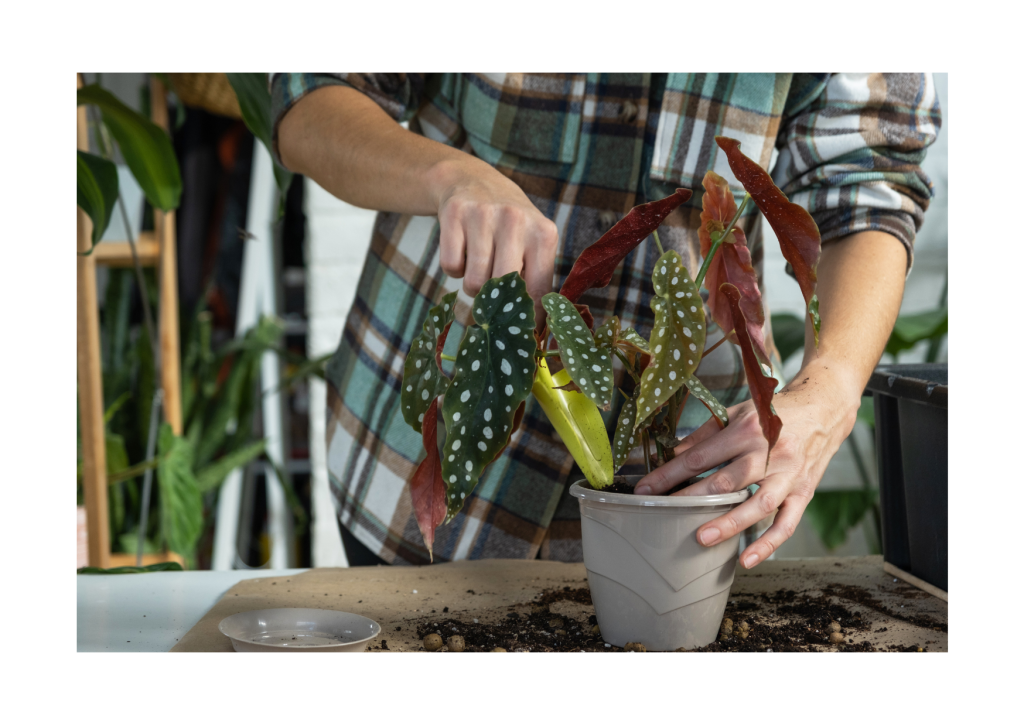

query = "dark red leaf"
(493, 400), (527, 460)
(409, 398), (447, 562)
(715, 137), (821, 309)
(574, 303), (595, 332)
(720, 283), (782, 470)
(699, 170), (770, 367)
(559, 188), (693, 303)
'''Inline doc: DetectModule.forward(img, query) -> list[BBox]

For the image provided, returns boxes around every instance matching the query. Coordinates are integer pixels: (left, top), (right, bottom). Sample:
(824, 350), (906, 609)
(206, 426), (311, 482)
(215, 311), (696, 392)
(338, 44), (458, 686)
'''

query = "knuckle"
(538, 218), (559, 247)
(683, 448), (708, 472)
(708, 475), (733, 495)
(758, 489), (779, 515)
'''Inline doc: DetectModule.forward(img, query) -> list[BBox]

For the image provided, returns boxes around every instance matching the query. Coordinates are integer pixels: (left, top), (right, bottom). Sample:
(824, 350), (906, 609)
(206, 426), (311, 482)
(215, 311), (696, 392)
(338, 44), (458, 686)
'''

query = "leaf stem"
(641, 429), (653, 474)
(700, 334), (730, 361)
(695, 194), (751, 290)
(652, 229), (665, 256)
(612, 347), (640, 383)
(440, 353), (457, 362)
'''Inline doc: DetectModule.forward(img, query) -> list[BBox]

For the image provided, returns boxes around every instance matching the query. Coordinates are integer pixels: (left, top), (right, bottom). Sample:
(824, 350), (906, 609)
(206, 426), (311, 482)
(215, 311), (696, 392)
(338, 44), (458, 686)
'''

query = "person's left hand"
(634, 359), (861, 569)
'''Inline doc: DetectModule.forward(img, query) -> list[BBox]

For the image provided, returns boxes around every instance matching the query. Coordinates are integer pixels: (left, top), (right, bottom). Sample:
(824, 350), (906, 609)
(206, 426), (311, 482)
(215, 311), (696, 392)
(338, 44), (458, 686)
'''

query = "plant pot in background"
(570, 477), (749, 651)
(865, 364), (947, 593)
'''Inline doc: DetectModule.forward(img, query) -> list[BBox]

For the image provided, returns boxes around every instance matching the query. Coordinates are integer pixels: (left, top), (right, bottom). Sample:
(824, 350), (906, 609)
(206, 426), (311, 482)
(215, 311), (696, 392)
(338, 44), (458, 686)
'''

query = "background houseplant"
(77, 74), (323, 568)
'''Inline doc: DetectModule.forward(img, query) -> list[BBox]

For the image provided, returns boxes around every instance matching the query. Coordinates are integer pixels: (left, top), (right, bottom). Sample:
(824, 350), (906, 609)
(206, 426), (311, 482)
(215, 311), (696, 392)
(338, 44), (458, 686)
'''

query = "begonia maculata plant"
(401, 137), (822, 559)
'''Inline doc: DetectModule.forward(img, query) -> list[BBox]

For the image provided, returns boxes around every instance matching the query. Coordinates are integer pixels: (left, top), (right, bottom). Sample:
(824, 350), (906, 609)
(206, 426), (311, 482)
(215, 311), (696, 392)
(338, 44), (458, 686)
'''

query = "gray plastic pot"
(570, 477), (750, 651)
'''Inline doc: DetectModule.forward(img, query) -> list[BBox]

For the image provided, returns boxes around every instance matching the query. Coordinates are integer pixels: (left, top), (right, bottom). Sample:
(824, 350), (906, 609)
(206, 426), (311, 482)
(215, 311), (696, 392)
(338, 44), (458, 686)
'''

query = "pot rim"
(569, 480), (751, 507)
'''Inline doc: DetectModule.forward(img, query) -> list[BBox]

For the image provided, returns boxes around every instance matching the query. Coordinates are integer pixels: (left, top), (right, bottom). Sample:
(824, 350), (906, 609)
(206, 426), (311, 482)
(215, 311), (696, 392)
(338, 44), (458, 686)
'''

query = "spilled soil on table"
(397, 582), (941, 653)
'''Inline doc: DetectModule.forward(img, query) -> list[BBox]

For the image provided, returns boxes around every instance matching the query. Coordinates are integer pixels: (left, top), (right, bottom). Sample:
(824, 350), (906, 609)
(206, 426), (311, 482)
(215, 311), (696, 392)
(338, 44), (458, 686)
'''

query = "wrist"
(783, 356), (863, 430)
(423, 155), (494, 211)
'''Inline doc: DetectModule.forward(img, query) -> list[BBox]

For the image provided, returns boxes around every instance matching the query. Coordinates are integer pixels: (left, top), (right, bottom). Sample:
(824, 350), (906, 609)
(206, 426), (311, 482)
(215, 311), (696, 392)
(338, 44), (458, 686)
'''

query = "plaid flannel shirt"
(271, 73), (940, 565)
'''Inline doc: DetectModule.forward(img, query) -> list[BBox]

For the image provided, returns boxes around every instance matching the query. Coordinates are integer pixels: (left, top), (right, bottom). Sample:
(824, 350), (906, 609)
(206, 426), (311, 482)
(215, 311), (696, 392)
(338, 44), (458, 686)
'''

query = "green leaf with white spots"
(594, 316), (620, 349)
(402, 291), (458, 433)
(441, 273), (537, 522)
(634, 250), (706, 431)
(683, 375), (729, 428)
(541, 292), (615, 411)
(612, 387), (641, 471)
(618, 327), (650, 355)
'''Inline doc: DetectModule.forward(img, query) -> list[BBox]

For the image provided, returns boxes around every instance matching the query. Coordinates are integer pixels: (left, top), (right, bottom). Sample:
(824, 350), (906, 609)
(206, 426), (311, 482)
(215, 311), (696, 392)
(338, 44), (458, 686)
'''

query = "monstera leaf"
(559, 189), (693, 303)
(716, 136), (821, 345)
(721, 282), (782, 467)
(634, 251), (706, 431)
(441, 273), (537, 521)
(699, 170), (769, 366)
(612, 387), (641, 471)
(410, 398), (447, 561)
(683, 375), (729, 428)
(402, 291), (458, 433)
(542, 293), (614, 410)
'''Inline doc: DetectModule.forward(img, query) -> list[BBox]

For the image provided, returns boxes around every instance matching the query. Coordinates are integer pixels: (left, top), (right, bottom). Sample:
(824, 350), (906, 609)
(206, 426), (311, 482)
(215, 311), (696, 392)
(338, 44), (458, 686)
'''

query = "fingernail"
(744, 553), (760, 568)
(635, 484), (652, 495)
(698, 527), (720, 546)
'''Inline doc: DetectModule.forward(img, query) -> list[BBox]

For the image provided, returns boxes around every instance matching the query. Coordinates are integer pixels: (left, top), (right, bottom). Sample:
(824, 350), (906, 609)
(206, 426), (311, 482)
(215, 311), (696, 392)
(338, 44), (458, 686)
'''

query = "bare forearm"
(793, 230), (907, 409)
(277, 85), (494, 215)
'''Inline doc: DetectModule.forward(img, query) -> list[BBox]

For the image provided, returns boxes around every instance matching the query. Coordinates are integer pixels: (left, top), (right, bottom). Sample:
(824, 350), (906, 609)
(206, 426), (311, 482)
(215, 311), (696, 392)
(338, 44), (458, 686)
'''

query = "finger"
(462, 207), (496, 298)
(490, 208), (526, 279)
(635, 422), (747, 495)
(673, 413), (724, 455)
(694, 474), (786, 547)
(672, 453), (761, 497)
(523, 217), (558, 327)
(438, 215), (467, 280)
(737, 493), (809, 569)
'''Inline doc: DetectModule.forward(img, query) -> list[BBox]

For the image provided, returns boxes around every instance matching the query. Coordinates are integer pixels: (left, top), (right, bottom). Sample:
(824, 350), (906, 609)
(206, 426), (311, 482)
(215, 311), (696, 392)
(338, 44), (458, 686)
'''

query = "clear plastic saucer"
(218, 608), (380, 652)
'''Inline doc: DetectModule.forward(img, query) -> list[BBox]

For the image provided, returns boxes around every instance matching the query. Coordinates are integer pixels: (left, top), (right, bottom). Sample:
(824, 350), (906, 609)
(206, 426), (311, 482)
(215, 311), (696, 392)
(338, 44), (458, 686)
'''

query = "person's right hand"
(432, 160), (559, 326)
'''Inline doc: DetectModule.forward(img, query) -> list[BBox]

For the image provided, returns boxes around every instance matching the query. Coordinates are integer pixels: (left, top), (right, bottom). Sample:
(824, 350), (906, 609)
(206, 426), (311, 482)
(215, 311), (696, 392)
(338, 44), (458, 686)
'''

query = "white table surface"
(77, 569), (309, 652)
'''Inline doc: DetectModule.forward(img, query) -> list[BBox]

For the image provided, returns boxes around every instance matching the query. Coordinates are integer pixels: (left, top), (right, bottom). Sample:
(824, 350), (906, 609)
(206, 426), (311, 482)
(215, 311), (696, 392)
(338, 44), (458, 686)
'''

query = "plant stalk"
(695, 194), (751, 290)
(652, 229), (665, 256)
(641, 429), (652, 474)
(136, 389), (164, 566)
(612, 347), (641, 383)
(700, 333), (730, 361)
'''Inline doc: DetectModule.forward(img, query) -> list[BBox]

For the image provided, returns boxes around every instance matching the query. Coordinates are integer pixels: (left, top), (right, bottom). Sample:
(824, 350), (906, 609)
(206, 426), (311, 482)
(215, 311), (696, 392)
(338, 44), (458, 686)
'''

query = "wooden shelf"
(92, 231), (160, 267)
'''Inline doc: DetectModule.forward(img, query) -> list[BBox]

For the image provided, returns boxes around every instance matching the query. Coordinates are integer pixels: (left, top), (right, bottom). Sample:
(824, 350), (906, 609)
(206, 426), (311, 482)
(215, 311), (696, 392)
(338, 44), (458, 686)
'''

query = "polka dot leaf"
(541, 292), (614, 411)
(683, 375), (729, 428)
(440, 272), (536, 522)
(633, 250), (706, 432)
(612, 386), (641, 471)
(617, 326), (650, 355)
(401, 291), (458, 433)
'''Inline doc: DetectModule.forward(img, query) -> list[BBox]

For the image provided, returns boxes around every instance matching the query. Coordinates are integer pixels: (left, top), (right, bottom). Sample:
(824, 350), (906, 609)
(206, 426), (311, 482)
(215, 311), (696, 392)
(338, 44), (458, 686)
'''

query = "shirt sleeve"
(270, 73), (426, 166)
(771, 73), (942, 272)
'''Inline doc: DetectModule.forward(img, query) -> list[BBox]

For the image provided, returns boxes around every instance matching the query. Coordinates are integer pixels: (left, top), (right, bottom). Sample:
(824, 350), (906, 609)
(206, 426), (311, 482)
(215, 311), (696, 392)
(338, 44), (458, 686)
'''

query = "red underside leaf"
(715, 137), (820, 309)
(720, 283), (782, 470)
(574, 303), (595, 332)
(699, 170), (770, 366)
(409, 398), (447, 562)
(494, 400), (527, 460)
(558, 188), (693, 303)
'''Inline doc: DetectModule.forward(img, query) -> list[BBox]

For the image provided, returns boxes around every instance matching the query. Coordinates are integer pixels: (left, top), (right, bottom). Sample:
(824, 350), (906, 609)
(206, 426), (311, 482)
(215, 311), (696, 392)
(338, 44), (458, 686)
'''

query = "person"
(272, 73), (940, 567)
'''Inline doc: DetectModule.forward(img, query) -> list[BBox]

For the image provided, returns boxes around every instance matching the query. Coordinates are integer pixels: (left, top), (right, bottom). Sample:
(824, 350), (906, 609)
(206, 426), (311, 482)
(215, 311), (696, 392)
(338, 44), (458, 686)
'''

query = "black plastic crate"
(865, 364), (947, 592)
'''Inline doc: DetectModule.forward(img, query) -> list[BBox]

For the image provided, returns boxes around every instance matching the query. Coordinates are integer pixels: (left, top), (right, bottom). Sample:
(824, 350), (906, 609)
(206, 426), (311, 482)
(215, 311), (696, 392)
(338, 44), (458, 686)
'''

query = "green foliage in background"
(770, 278), (947, 552)
(76, 73), (326, 565)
